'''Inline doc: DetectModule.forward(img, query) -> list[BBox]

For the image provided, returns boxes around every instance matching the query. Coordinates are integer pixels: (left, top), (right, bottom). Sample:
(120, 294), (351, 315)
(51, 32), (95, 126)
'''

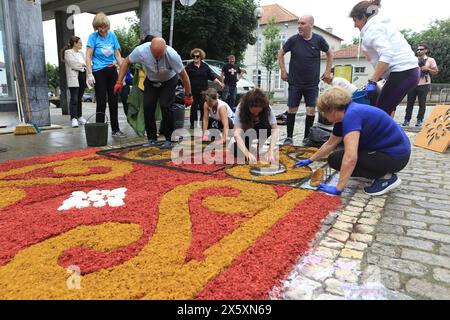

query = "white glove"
(86, 74), (96, 89)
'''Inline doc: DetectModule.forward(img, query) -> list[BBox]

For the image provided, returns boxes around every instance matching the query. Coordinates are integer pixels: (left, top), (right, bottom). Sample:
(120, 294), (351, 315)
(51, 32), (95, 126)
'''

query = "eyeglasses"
(192, 55), (200, 59)
(417, 48), (426, 51)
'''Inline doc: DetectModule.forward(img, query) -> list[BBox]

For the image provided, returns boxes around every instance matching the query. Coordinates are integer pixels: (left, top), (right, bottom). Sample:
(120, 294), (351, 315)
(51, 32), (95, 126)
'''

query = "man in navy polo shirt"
(279, 15), (334, 146)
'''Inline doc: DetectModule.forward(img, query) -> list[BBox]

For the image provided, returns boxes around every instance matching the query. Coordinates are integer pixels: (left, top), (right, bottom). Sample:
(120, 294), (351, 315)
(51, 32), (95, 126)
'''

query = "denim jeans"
(222, 85), (237, 111)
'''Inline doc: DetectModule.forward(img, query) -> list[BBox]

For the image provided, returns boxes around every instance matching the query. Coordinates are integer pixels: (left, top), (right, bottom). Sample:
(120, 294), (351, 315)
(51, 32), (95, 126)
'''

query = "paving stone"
(333, 221), (354, 233)
(349, 201), (366, 208)
(386, 203), (427, 214)
(335, 268), (359, 283)
(358, 218), (379, 226)
(416, 202), (448, 211)
(430, 210), (450, 219)
(383, 210), (405, 219)
(382, 217), (427, 229)
(337, 215), (358, 224)
(368, 198), (386, 207)
(389, 198), (413, 206)
(301, 260), (335, 282)
(364, 205), (384, 214)
(350, 233), (373, 244)
(440, 244), (450, 257)
(379, 269), (402, 291)
(433, 268), (450, 284)
(319, 237), (345, 250)
(284, 277), (322, 300)
(345, 241), (368, 251)
(346, 206), (364, 213)
(405, 279), (450, 300)
(402, 248), (450, 269)
(325, 278), (346, 296)
(340, 249), (364, 260)
(376, 233), (434, 251)
(407, 229), (450, 244)
(430, 224), (450, 235)
(341, 210), (361, 218)
(328, 228), (350, 243)
(378, 255), (428, 277)
(361, 211), (382, 219)
(370, 243), (399, 258)
(407, 214), (449, 226)
(355, 224), (375, 234)
(315, 247), (340, 260)
(429, 198), (450, 206)
(377, 224), (405, 235)
(314, 294), (345, 300)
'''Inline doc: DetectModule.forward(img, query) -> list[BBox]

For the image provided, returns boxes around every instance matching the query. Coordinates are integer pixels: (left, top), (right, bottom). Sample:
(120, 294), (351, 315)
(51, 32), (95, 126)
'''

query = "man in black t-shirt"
(221, 55), (241, 111)
(278, 15), (334, 145)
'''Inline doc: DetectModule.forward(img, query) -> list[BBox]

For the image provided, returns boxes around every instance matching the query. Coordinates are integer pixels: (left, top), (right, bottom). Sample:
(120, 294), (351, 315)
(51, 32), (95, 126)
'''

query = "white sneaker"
(78, 117), (87, 125)
(71, 118), (79, 128)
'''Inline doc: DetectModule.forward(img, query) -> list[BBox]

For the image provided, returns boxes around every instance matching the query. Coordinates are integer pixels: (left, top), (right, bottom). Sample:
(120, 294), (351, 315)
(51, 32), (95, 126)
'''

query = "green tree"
(116, 1), (257, 63)
(260, 17), (281, 96)
(401, 18), (450, 83)
(46, 63), (59, 93)
(114, 16), (141, 58)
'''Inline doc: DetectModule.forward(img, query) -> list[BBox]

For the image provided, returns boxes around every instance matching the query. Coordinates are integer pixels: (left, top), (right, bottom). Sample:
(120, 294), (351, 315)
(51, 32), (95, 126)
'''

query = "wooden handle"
(12, 63), (25, 122)
(19, 55), (32, 121)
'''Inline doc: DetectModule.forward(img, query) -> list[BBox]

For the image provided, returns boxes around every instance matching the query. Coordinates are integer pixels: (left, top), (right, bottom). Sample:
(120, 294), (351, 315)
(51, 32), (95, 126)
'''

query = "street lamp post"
(254, 6), (264, 88)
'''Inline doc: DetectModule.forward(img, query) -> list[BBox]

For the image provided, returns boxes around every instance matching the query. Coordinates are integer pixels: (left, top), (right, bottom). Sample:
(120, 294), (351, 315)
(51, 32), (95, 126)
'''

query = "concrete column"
(55, 10), (74, 116)
(139, 0), (162, 38)
(8, 0), (50, 126)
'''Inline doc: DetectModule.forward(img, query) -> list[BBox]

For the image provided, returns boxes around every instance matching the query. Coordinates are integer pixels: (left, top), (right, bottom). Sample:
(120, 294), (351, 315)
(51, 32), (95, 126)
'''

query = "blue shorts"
(288, 85), (319, 108)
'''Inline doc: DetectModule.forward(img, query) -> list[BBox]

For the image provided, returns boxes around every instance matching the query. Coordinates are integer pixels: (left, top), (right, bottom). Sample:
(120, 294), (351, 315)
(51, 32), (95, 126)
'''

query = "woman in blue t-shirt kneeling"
(294, 87), (411, 196)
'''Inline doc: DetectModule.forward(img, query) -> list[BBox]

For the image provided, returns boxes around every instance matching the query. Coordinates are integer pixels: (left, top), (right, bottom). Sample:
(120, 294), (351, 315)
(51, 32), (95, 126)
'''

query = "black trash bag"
(303, 126), (331, 147)
(276, 111), (288, 126)
(170, 84), (186, 130)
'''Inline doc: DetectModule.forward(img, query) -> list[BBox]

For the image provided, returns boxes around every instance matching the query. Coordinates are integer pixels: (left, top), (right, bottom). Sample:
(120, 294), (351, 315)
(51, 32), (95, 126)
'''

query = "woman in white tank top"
(201, 88), (234, 145)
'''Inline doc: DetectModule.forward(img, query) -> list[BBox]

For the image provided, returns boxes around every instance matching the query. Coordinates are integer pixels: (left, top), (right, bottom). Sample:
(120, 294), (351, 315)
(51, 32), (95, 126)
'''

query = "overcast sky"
(43, 0), (449, 65)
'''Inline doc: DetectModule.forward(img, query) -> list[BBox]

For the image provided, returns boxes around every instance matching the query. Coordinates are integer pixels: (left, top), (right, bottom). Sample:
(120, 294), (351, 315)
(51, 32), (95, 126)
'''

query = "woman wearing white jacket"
(350, 0), (419, 116)
(61, 36), (87, 127)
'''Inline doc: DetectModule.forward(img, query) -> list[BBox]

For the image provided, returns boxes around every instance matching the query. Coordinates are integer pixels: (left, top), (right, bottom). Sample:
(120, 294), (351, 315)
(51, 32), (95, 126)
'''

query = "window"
(0, 2), (12, 99)
(355, 67), (366, 74)
(274, 69), (284, 90)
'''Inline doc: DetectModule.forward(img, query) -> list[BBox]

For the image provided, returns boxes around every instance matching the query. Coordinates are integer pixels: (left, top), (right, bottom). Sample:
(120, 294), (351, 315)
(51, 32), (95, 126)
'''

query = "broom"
(20, 55), (40, 133)
(13, 62), (37, 135)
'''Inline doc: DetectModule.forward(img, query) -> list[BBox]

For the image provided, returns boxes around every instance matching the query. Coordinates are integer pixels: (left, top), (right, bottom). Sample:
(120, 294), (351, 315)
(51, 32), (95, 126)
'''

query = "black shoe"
(190, 124), (194, 130)
(283, 137), (294, 146)
(415, 120), (423, 127)
(143, 139), (157, 147)
(112, 130), (127, 138)
(402, 120), (410, 127)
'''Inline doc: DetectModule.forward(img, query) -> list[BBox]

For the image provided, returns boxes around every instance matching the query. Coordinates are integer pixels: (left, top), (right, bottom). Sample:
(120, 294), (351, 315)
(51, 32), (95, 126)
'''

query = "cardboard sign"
(413, 105), (450, 153)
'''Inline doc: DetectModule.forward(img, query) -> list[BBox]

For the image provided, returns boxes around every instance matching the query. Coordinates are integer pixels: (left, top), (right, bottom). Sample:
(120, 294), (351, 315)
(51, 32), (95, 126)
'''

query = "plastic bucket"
(352, 90), (370, 105)
(84, 113), (109, 147)
(171, 103), (186, 130)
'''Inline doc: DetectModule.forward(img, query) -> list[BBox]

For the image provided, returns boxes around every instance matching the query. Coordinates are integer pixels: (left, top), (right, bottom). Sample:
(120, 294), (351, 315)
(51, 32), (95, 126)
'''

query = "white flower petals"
(58, 188), (127, 211)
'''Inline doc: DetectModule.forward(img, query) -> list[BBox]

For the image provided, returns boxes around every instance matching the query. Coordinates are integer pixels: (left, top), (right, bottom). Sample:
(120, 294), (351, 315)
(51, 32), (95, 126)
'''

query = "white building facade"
(243, 4), (343, 100)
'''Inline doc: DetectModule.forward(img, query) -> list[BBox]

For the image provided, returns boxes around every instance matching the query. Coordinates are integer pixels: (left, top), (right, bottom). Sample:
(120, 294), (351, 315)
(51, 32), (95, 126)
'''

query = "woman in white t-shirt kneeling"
(201, 88), (234, 145)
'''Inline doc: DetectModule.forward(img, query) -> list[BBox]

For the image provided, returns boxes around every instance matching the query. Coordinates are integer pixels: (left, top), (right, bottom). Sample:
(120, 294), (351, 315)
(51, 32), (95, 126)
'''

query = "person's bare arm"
(323, 50), (334, 82)
(179, 69), (192, 96)
(278, 48), (288, 81)
(336, 131), (360, 192)
(117, 57), (131, 84)
(85, 47), (94, 75)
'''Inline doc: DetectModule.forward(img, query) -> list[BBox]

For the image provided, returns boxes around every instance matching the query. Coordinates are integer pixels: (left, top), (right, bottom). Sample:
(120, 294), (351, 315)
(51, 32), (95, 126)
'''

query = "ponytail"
(349, 0), (381, 20)
(60, 36), (81, 63)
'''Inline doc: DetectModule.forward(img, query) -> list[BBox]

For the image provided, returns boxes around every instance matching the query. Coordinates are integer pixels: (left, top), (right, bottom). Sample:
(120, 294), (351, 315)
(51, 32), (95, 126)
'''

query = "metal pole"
(169, 0), (175, 46)
(256, 20), (260, 88)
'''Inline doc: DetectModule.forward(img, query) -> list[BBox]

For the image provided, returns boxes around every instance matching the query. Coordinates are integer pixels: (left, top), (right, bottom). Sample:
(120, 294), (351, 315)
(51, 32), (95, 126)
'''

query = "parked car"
(182, 59), (255, 105)
(82, 93), (96, 103)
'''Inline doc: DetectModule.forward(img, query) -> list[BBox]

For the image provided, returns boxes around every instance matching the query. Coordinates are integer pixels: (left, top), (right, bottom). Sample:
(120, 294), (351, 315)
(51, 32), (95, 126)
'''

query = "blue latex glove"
(293, 159), (313, 168)
(365, 80), (377, 95)
(318, 183), (342, 196)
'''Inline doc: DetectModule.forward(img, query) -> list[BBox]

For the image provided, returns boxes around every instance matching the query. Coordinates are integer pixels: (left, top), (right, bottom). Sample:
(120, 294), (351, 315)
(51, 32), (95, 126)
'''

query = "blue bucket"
(352, 90), (370, 105)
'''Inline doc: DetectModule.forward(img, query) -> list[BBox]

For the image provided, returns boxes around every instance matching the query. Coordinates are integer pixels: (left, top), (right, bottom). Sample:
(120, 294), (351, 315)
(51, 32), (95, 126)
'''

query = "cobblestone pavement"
(274, 105), (450, 300)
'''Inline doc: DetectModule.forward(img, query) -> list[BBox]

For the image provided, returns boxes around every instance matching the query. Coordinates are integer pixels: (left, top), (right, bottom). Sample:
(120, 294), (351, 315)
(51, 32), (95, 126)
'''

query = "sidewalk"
(277, 105), (450, 300)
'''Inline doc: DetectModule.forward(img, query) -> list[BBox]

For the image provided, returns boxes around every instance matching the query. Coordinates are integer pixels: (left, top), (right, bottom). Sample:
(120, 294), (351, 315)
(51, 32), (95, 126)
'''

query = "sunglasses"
(417, 48), (426, 51)
(192, 55), (200, 59)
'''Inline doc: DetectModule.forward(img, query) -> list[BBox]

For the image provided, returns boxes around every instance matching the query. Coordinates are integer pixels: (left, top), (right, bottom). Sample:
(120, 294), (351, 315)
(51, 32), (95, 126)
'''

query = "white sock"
(383, 173), (393, 180)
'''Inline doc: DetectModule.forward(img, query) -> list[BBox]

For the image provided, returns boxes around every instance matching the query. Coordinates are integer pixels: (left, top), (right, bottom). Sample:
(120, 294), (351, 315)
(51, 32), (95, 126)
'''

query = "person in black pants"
(61, 36), (87, 128)
(116, 37), (193, 148)
(294, 87), (411, 197)
(185, 48), (224, 129)
(278, 15), (333, 146)
(403, 43), (439, 127)
(221, 55), (241, 112)
(86, 12), (126, 137)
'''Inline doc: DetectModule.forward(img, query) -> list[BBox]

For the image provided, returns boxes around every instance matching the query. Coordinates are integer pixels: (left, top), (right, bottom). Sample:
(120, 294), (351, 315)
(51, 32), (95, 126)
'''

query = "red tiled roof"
(321, 44), (366, 59)
(260, 4), (298, 25)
